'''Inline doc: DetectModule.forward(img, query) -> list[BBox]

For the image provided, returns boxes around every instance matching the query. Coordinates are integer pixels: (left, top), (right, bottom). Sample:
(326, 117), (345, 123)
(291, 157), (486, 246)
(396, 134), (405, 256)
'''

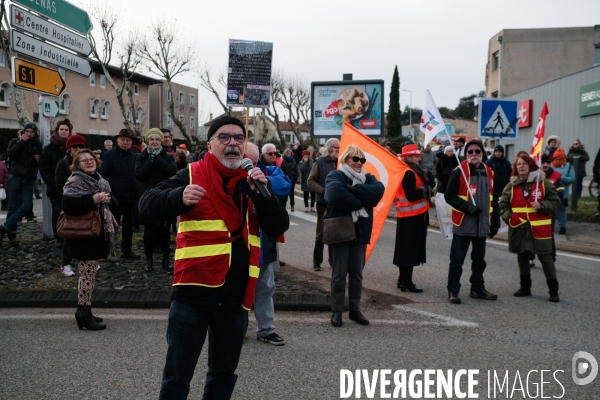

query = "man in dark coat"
(486, 145), (512, 228)
(99, 129), (143, 259)
(292, 141), (303, 165)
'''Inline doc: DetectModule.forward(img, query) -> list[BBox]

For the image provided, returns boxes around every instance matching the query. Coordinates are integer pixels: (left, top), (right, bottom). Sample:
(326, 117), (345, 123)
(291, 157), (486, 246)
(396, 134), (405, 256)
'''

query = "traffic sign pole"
(38, 95), (54, 241)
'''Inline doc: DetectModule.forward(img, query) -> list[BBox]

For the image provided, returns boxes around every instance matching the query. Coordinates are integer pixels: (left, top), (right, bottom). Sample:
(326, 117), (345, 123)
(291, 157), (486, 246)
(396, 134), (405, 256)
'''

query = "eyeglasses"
(215, 133), (245, 145)
(70, 145), (85, 149)
(467, 149), (482, 155)
(79, 158), (95, 164)
(265, 152), (277, 156)
(351, 156), (367, 164)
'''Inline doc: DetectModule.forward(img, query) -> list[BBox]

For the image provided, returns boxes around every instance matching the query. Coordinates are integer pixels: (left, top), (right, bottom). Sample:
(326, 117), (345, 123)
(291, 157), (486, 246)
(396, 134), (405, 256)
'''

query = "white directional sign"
(10, 5), (92, 56)
(11, 30), (91, 76)
(42, 99), (60, 118)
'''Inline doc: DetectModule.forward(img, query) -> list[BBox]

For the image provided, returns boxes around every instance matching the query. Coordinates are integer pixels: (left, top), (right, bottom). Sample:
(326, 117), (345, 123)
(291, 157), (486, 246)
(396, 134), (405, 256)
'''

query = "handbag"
(57, 210), (102, 239)
(0, 188), (6, 201)
(323, 216), (356, 245)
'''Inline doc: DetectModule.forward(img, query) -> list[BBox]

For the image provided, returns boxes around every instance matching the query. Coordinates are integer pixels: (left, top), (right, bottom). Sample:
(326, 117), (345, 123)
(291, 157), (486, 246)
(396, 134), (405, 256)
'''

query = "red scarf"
(50, 133), (68, 155)
(204, 152), (248, 232)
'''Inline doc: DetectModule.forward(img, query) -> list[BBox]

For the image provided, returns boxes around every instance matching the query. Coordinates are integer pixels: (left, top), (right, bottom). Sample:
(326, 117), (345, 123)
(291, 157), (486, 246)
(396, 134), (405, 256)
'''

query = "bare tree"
(0, 0), (31, 126)
(199, 66), (230, 115)
(265, 70), (288, 148)
(87, 6), (144, 136)
(139, 21), (198, 143)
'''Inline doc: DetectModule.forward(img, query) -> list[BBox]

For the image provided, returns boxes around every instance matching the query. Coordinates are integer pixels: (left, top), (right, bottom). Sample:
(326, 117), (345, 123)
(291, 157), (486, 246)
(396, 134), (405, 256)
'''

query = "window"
(595, 47), (600, 66)
(136, 107), (144, 123)
(0, 82), (13, 107)
(58, 68), (65, 79)
(59, 94), (71, 114)
(101, 101), (111, 119)
(179, 91), (185, 105)
(167, 113), (173, 127)
(491, 91), (498, 98)
(90, 98), (100, 118)
(167, 90), (172, 102)
(127, 109), (132, 122)
(190, 94), (195, 108)
(89, 73), (96, 86)
(492, 51), (499, 71)
(134, 83), (139, 95)
(0, 51), (4, 67)
(178, 115), (184, 124)
(100, 75), (106, 88)
(190, 117), (196, 129)
(89, 129), (98, 135)
(125, 81), (130, 94)
(100, 130), (108, 136)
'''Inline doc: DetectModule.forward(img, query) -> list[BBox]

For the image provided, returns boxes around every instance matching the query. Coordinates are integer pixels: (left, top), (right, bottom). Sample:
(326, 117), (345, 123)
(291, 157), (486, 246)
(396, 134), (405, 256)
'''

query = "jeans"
(3, 175), (34, 233)
(289, 183), (295, 207)
(330, 242), (366, 312)
(557, 203), (567, 229)
(303, 191), (315, 208)
(255, 259), (277, 337)
(447, 235), (488, 293)
(113, 202), (134, 252)
(159, 301), (249, 400)
(50, 196), (62, 239)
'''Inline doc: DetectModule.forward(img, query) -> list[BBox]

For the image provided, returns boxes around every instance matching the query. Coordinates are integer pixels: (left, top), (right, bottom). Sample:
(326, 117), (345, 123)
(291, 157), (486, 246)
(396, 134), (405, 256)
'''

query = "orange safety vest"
(451, 160), (494, 226)
(509, 181), (552, 240)
(394, 160), (430, 218)
(174, 161), (261, 310)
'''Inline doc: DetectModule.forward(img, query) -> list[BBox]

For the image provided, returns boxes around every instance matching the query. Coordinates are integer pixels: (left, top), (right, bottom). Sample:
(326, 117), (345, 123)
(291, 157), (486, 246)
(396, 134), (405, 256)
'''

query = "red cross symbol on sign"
(15, 11), (24, 25)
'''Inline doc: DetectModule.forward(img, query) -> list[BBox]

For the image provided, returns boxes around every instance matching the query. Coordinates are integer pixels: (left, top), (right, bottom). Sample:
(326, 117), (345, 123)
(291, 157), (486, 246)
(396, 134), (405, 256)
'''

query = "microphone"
(240, 158), (271, 200)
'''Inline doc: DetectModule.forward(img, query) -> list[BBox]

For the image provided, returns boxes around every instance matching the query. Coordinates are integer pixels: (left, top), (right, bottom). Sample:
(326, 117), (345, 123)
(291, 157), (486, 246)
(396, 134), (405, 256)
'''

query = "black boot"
(349, 310), (369, 325)
(331, 312), (342, 327)
(547, 278), (560, 302)
(162, 253), (173, 271)
(514, 274), (532, 297)
(143, 236), (154, 272)
(75, 305), (106, 330)
(145, 256), (153, 272)
(398, 266), (423, 293)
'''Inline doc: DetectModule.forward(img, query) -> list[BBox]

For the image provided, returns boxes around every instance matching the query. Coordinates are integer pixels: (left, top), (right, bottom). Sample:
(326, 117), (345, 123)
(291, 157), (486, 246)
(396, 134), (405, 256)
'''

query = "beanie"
(206, 115), (246, 141)
(302, 150), (310, 156)
(144, 128), (164, 143)
(23, 122), (38, 135)
(541, 154), (552, 164)
(552, 147), (566, 167)
(66, 134), (86, 149)
(494, 145), (505, 154)
(464, 139), (485, 155)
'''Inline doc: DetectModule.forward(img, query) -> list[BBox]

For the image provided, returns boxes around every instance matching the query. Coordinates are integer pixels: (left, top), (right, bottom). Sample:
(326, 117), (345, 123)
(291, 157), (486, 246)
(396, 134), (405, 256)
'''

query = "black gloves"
(467, 205), (483, 216)
(489, 226), (499, 239)
(418, 185), (432, 201)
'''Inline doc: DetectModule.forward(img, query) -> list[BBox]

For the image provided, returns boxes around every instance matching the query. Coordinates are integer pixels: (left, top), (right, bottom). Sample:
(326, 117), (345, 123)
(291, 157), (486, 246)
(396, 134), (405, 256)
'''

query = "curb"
(0, 289), (333, 311)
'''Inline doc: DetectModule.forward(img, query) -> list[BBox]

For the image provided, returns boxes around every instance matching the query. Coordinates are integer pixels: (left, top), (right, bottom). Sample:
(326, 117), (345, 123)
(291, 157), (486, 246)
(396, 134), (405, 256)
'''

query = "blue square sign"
(478, 99), (519, 140)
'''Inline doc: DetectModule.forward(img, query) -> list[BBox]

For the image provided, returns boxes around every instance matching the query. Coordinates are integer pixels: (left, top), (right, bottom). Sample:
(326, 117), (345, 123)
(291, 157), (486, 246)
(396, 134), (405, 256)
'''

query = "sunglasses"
(215, 133), (245, 145)
(351, 156), (367, 164)
(70, 145), (85, 149)
(79, 158), (95, 164)
(265, 152), (277, 156)
(467, 149), (482, 155)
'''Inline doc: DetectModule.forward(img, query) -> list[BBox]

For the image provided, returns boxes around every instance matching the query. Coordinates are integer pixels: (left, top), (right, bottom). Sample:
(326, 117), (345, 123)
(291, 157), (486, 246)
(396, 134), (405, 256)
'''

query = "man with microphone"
(139, 115), (289, 400)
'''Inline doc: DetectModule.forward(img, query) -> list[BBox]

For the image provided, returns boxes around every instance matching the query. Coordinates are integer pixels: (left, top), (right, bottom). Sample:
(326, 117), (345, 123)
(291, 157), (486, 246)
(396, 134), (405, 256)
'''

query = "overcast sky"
(72, 0), (600, 122)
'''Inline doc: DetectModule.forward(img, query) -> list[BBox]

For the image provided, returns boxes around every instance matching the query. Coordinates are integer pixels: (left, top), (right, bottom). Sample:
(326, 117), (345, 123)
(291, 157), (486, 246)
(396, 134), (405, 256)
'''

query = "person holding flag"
(393, 144), (432, 293)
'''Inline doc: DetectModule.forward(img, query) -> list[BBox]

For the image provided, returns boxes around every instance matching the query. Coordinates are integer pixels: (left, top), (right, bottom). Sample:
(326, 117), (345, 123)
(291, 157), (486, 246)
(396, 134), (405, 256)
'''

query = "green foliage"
(454, 93), (483, 120)
(439, 107), (455, 119)
(401, 106), (422, 127)
(387, 66), (402, 137)
(384, 135), (412, 153)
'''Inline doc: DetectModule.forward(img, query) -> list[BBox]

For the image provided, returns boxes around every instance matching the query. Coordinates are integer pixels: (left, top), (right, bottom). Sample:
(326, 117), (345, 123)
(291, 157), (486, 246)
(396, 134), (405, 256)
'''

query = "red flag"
(530, 102), (549, 163)
(339, 123), (404, 262)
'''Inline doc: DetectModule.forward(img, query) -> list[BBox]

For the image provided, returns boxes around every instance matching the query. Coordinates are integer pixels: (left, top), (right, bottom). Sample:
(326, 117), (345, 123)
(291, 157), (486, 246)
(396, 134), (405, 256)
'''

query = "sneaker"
(558, 227), (566, 235)
(313, 264), (321, 271)
(257, 332), (285, 346)
(305, 206), (309, 212)
(470, 290), (498, 300)
(290, 206), (294, 212)
(61, 264), (75, 277)
(448, 291), (461, 304)
(310, 207), (315, 212)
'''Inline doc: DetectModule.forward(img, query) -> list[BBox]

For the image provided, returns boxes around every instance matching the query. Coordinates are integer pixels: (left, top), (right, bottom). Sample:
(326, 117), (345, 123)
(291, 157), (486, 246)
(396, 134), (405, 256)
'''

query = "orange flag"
(339, 123), (404, 262)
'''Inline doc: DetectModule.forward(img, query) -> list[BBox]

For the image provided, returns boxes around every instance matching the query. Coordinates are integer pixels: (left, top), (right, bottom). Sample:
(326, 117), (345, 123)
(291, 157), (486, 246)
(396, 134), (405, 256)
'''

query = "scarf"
(405, 161), (429, 183)
(63, 171), (119, 256)
(50, 133), (68, 155)
(204, 152), (248, 232)
(148, 146), (163, 157)
(340, 163), (369, 222)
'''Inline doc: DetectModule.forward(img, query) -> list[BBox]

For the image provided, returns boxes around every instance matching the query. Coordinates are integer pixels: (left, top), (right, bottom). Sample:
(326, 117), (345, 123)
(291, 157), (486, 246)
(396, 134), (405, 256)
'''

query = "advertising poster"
(311, 80), (384, 137)
(226, 39), (273, 108)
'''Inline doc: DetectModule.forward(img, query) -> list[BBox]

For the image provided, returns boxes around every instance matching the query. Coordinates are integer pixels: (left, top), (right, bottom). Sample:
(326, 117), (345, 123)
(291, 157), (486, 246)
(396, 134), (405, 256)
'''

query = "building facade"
(149, 81), (199, 141)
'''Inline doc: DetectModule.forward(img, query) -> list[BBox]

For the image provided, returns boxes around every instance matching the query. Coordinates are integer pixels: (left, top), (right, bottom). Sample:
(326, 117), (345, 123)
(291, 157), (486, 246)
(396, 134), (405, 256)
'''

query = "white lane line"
(288, 210), (318, 223)
(393, 305), (478, 328)
(290, 221), (298, 226)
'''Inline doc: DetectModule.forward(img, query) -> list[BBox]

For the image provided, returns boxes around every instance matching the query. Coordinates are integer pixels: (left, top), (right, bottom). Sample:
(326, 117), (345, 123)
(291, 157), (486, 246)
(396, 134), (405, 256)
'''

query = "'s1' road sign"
(478, 99), (519, 140)
(11, 57), (66, 96)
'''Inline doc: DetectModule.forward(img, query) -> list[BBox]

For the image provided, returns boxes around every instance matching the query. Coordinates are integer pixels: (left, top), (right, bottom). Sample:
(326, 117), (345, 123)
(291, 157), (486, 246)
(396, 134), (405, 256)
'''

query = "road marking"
(393, 305), (478, 327)
(288, 210), (318, 223)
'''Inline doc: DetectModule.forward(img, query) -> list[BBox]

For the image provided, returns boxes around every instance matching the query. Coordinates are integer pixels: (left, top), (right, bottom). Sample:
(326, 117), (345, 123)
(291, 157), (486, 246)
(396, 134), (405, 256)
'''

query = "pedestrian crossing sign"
(478, 99), (519, 140)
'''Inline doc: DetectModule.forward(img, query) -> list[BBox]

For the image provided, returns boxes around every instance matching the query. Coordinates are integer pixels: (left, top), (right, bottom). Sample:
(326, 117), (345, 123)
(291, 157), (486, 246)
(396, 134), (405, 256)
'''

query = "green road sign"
(580, 81), (600, 118)
(13, 0), (92, 36)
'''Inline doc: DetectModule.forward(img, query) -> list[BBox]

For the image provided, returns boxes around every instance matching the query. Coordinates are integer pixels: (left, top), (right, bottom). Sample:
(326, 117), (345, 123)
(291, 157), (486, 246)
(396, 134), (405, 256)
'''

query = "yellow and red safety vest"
(451, 160), (494, 226)
(509, 181), (552, 240)
(394, 160), (430, 218)
(174, 161), (261, 310)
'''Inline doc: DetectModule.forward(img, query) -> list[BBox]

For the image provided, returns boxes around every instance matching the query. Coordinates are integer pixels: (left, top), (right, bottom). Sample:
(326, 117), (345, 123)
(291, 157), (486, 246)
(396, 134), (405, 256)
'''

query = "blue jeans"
(447, 235), (487, 293)
(557, 203), (567, 229)
(159, 301), (249, 400)
(330, 242), (366, 312)
(255, 259), (277, 338)
(3, 175), (34, 233)
(50, 196), (62, 239)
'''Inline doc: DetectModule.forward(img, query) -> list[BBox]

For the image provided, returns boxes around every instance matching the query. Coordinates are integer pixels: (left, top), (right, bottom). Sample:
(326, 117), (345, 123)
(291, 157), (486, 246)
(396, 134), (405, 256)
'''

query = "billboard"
(226, 39), (273, 108)
(311, 80), (384, 137)
(580, 81), (600, 117)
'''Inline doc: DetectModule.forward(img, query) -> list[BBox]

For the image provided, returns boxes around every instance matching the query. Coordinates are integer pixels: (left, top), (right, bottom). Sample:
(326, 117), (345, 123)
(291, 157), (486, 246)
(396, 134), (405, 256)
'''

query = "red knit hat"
(66, 134), (86, 149)
(301, 150), (310, 156)
(399, 144), (422, 157)
(552, 147), (566, 167)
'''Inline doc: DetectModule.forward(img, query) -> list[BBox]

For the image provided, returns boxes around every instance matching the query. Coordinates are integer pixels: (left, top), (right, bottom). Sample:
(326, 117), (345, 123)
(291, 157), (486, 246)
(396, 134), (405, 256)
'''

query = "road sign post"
(11, 58), (66, 96)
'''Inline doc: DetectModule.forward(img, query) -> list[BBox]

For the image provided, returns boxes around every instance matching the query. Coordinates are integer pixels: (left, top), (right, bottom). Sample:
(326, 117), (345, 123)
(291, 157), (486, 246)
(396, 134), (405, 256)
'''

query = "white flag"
(420, 90), (447, 146)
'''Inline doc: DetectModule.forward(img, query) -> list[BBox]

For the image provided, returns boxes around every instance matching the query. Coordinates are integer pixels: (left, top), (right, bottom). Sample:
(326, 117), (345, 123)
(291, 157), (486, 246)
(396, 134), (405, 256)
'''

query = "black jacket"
(55, 154), (73, 197)
(98, 146), (142, 204)
(39, 143), (67, 198)
(436, 154), (459, 193)
(280, 155), (298, 183)
(486, 155), (512, 196)
(134, 149), (177, 193)
(138, 168), (289, 307)
(7, 136), (42, 180)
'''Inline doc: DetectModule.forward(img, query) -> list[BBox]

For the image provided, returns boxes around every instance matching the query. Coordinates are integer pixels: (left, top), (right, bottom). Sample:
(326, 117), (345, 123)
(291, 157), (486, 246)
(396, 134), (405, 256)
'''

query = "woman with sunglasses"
(39, 118), (73, 247)
(62, 149), (119, 329)
(393, 144), (432, 293)
(54, 134), (89, 275)
(499, 153), (561, 302)
(324, 145), (384, 327)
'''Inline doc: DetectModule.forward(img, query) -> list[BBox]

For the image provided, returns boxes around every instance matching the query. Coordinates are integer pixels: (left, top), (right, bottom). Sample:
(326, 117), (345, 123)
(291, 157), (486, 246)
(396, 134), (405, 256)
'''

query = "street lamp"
(401, 89), (412, 134)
